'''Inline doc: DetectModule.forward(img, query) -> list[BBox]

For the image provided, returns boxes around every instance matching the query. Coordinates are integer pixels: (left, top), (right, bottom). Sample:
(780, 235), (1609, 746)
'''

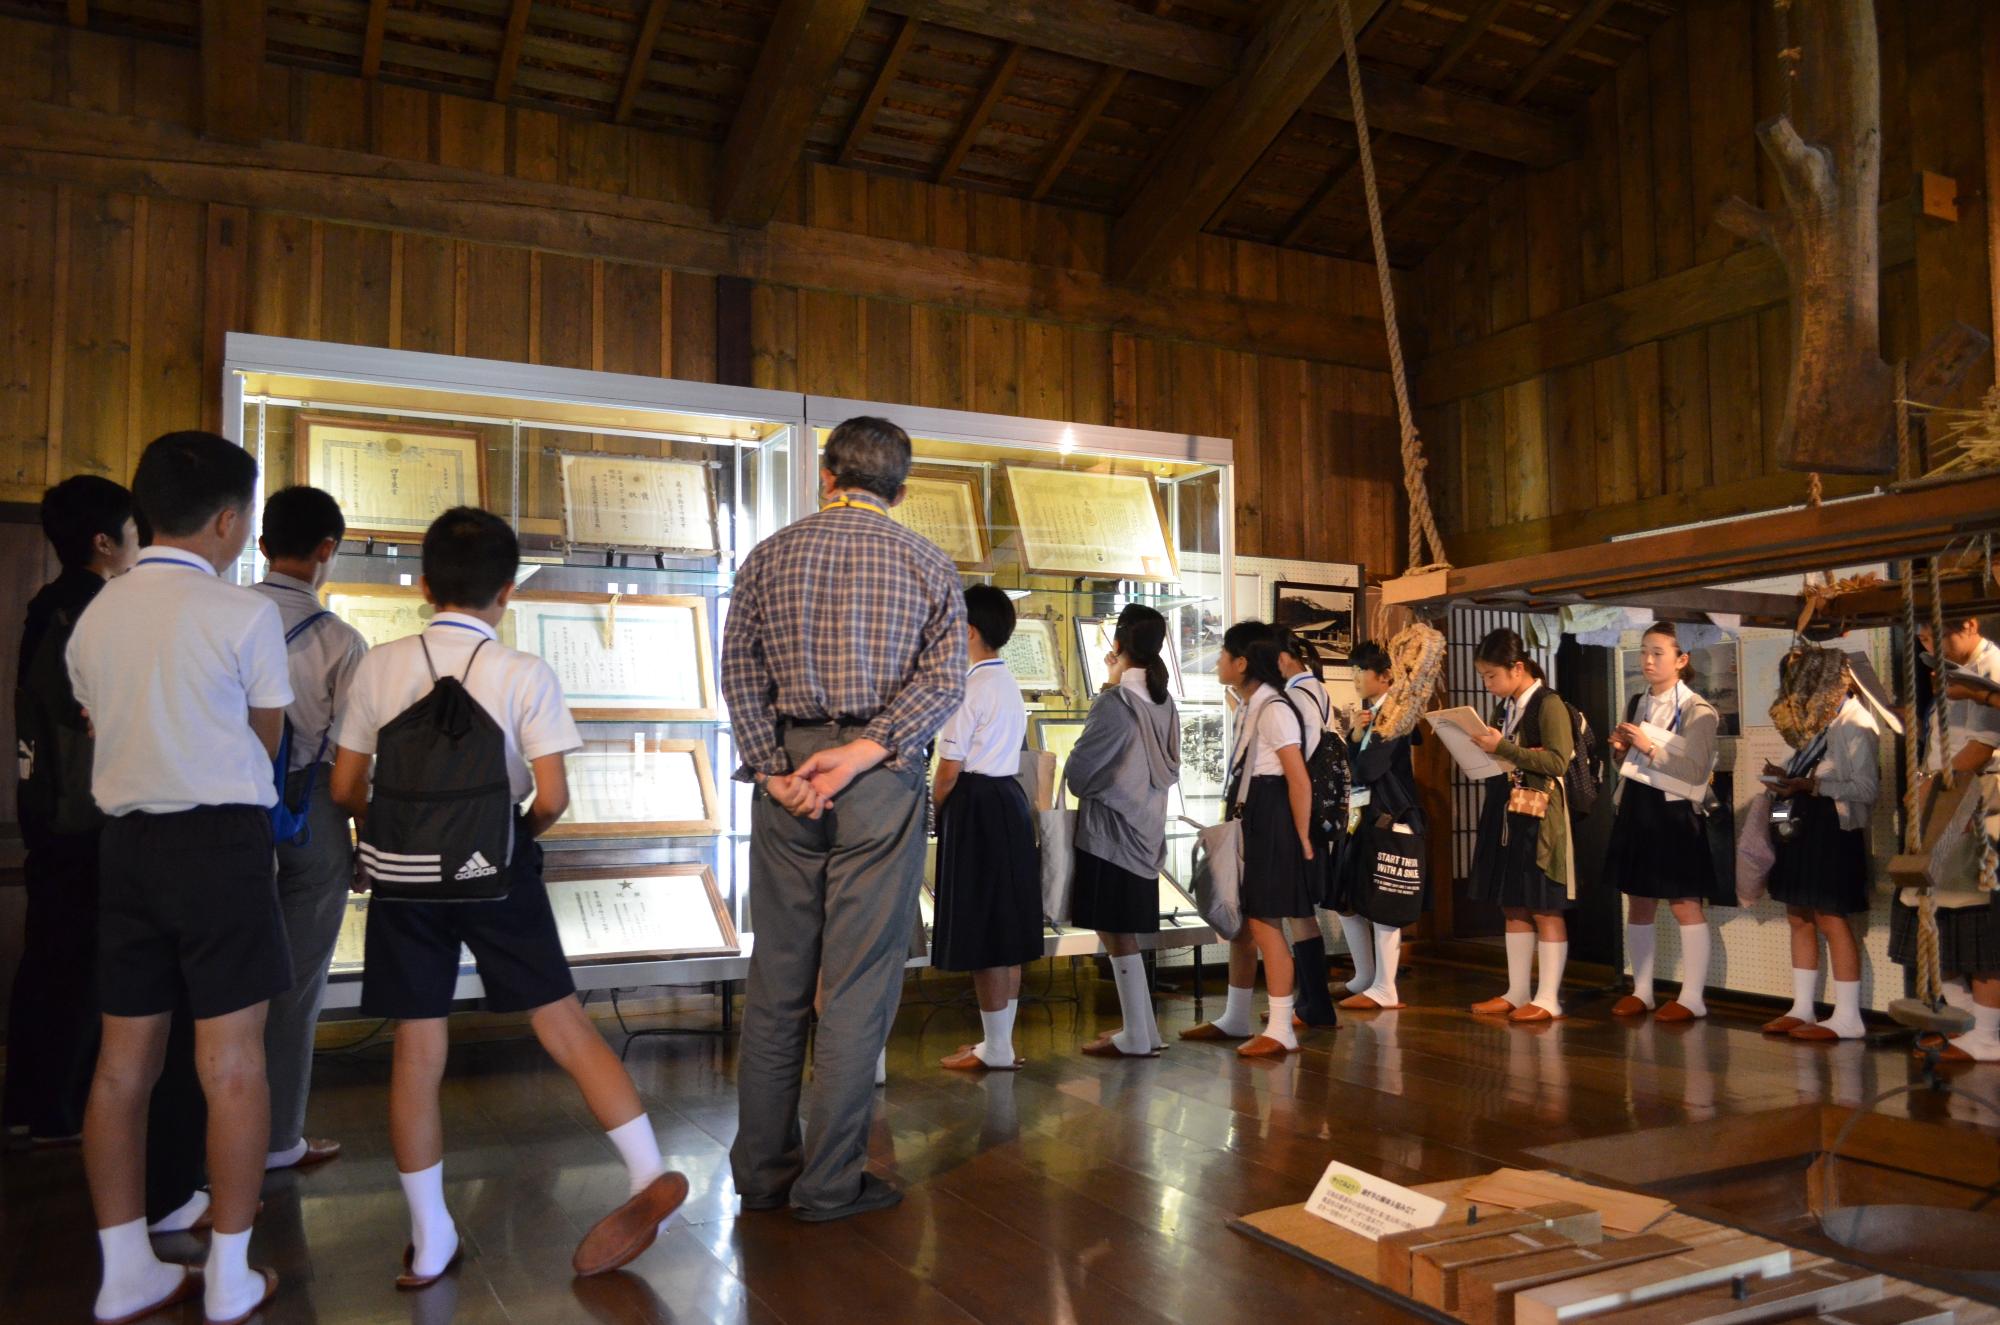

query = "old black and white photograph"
(1271, 581), (1356, 665)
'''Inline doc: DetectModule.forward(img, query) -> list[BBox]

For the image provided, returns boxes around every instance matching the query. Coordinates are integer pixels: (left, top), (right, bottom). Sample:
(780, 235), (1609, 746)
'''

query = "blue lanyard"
(428, 620), (491, 638)
(968, 659), (1005, 675)
(138, 551), (212, 574)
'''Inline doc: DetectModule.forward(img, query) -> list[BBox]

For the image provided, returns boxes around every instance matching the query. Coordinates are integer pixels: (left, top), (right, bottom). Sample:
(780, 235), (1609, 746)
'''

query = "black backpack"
(1279, 692), (1352, 841)
(1522, 686), (1602, 820)
(359, 637), (515, 902)
(15, 602), (102, 837)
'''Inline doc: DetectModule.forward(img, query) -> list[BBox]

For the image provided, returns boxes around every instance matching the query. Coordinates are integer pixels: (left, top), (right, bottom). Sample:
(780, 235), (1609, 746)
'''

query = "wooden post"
(200, 0), (266, 145)
(1716, 0), (1896, 474)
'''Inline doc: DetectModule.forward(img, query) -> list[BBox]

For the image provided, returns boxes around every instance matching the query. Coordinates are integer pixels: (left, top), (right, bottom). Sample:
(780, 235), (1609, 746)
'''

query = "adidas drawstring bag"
(359, 636), (515, 903)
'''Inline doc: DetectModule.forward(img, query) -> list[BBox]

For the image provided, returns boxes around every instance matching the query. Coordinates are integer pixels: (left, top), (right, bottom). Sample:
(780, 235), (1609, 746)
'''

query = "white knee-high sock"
(875, 1047), (887, 1086)
(1109, 954), (1157, 1054)
(1822, 979), (1865, 1039)
(1675, 923), (1711, 1016)
(204, 1227), (263, 1322)
(975, 1000), (1019, 1067)
(1338, 913), (1375, 993)
(607, 1114), (665, 1196)
(1502, 931), (1535, 1007)
(1364, 924), (1403, 1006)
(1785, 967), (1820, 1024)
(1262, 994), (1299, 1050)
(1212, 982), (1255, 1037)
(399, 1162), (459, 1279)
(95, 1218), (182, 1322)
(1950, 1004), (2000, 1061)
(1532, 940), (1568, 1017)
(1626, 922), (1657, 1009)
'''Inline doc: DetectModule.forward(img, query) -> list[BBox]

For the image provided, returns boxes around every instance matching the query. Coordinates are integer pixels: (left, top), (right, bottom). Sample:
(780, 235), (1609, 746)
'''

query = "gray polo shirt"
(250, 572), (369, 773)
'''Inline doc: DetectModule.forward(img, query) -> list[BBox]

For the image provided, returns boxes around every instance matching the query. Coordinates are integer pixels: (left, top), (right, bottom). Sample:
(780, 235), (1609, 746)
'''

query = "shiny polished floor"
(0, 964), (1983, 1324)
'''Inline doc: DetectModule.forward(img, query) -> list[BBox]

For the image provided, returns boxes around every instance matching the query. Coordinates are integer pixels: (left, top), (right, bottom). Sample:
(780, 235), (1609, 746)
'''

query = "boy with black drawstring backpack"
(330, 507), (687, 1287)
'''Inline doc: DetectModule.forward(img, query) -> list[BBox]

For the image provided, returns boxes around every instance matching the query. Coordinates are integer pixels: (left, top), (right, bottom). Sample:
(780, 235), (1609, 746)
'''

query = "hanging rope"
(1806, 472), (1823, 507)
(1898, 557), (1942, 1007)
(1335, 0), (1449, 575)
(1895, 359), (1913, 479)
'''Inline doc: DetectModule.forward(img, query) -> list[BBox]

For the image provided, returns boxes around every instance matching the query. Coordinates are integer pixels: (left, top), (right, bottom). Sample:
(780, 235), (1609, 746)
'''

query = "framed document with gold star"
(545, 863), (739, 962)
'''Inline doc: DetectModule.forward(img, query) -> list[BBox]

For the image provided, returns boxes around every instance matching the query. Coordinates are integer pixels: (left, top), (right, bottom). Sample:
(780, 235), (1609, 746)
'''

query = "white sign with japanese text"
(1303, 1160), (1447, 1240)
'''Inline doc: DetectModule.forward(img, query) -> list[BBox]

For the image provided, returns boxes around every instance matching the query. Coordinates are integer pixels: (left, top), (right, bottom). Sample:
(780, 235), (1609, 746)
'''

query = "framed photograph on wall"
(999, 616), (1064, 693)
(296, 414), (485, 543)
(1029, 712), (1091, 809)
(545, 739), (722, 839)
(887, 471), (989, 570)
(1272, 581), (1359, 666)
(1076, 614), (1183, 698)
(557, 453), (719, 556)
(544, 863), (740, 962)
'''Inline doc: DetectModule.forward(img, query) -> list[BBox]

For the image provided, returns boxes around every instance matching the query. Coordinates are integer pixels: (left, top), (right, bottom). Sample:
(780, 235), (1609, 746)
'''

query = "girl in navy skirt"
(1181, 623), (1320, 1058)
(1466, 629), (1577, 1024)
(933, 586), (1042, 1072)
(1607, 622), (1723, 1023)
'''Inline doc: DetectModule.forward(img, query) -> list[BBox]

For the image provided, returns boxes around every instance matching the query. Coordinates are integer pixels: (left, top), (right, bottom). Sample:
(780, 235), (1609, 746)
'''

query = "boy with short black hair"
(249, 485), (368, 1174)
(330, 506), (687, 1287)
(932, 584), (1040, 1072)
(67, 431), (295, 1324)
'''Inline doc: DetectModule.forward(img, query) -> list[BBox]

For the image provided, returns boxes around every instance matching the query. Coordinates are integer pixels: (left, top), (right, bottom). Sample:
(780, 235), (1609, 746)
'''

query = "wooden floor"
(2, 964), (1993, 1324)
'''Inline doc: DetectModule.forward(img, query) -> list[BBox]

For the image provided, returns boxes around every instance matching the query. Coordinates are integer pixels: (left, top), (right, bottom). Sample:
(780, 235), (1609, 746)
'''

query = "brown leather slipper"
(1787, 1024), (1850, 1042)
(1177, 1022), (1245, 1041)
(396, 1241), (463, 1291)
(1506, 1004), (1562, 1025)
(572, 1171), (690, 1277)
(1235, 1035), (1293, 1059)
(203, 1267), (278, 1325)
(1610, 995), (1652, 1017)
(96, 1267), (202, 1325)
(1080, 1033), (1159, 1058)
(1652, 1001), (1699, 1023)
(939, 1046), (1023, 1071)
(1760, 1015), (1806, 1035)
(1469, 996), (1519, 1017)
(289, 1139), (342, 1169)
(1339, 993), (1403, 1010)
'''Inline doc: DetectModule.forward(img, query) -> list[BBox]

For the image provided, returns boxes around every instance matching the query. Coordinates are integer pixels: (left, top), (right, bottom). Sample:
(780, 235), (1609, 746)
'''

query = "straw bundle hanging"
(1372, 621), (1446, 741)
(1770, 643), (1851, 750)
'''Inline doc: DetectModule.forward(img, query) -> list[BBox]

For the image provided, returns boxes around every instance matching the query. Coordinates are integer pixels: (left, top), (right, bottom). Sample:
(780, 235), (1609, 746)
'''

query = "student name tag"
(1304, 1160), (1447, 1240)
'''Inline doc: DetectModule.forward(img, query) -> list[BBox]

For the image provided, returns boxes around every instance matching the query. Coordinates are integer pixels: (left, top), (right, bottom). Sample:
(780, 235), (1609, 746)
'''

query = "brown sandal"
(397, 1241), (463, 1291)
(95, 1267), (201, 1325)
(203, 1267), (278, 1325)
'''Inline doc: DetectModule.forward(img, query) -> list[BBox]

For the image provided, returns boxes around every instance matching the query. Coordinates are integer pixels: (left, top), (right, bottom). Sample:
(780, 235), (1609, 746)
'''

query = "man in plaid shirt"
(722, 415), (966, 1222)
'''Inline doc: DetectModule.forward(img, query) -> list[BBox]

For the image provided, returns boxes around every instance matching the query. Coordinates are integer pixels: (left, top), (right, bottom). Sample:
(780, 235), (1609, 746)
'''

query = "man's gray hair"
(823, 416), (912, 501)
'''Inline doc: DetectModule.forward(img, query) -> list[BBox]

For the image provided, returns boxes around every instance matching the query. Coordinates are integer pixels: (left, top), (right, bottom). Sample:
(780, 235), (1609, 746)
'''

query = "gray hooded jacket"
(1064, 673), (1181, 878)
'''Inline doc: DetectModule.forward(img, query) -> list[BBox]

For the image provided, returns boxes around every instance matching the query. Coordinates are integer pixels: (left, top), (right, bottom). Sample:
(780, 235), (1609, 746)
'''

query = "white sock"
(1675, 923), (1711, 1017)
(1263, 994), (1299, 1050)
(1145, 989), (1166, 1051)
(94, 1218), (182, 1321)
(1626, 922), (1657, 1009)
(147, 1188), (209, 1235)
(875, 1046), (887, 1086)
(1950, 1004), (2000, 1061)
(1532, 940), (1567, 1017)
(398, 1162), (459, 1279)
(1785, 967), (1820, 1024)
(1109, 954), (1157, 1054)
(1338, 913), (1375, 993)
(1941, 977), (1976, 1013)
(1822, 979), (1865, 1039)
(1363, 924), (1403, 1006)
(265, 1138), (308, 1171)
(975, 1000), (1018, 1067)
(606, 1114), (665, 1197)
(204, 1227), (263, 1322)
(1212, 982), (1255, 1037)
(1502, 931), (1535, 1007)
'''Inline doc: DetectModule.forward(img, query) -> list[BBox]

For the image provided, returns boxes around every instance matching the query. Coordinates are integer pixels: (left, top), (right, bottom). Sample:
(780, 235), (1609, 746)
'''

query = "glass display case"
(223, 334), (798, 1005)
(804, 397), (1236, 940)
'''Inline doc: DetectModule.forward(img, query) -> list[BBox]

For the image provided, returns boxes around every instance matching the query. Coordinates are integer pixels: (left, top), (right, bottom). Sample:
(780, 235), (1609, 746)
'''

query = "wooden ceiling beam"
(0, 98), (1399, 370)
(360, 0), (389, 79)
(714, 0), (873, 227)
(614, 0), (672, 124)
(839, 14), (918, 166)
(492, 0), (533, 103)
(200, 0), (264, 144)
(871, 0), (1236, 88)
(1113, 0), (1392, 284)
(1425, 0), (1509, 84)
(937, 42), (1022, 183)
(1279, 150), (1361, 246)
(1309, 69), (1578, 168)
(1032, 63), (1124, 199)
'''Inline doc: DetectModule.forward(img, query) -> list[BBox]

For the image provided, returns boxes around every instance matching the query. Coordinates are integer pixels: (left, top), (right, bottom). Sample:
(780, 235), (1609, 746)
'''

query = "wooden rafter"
(1280, 150), (1361, 246)
(492, 0), (533, 103)
(937, 43), (1022, 183)
(360, 0), (389, 79)
(1425, 0), (1509, 84)
(614, 0), (672, 124)
(870, 0), (1230, 88)
(1032, 63), (1124, 199)
(714, 0), (873, 227)
(840, 15), (918, 166)
(1113, 0), (1391, 283)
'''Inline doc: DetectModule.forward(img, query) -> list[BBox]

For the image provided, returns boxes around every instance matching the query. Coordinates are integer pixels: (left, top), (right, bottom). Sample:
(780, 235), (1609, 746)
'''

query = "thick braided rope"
(1899, 557), (1941, 1005)
(1895, 360), (1912, 477)
(1930, 556), (1955, 774)
(1335, 0), (1449, 575)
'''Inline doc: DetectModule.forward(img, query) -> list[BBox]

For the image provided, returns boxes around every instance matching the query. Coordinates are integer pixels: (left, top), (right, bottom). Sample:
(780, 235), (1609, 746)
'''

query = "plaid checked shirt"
(722, 499), (967, 778)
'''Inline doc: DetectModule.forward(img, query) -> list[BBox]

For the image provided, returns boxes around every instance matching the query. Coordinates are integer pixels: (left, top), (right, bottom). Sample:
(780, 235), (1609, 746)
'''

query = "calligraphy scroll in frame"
(296, 415), (486, 543)
(1001, 466), (1175, 582)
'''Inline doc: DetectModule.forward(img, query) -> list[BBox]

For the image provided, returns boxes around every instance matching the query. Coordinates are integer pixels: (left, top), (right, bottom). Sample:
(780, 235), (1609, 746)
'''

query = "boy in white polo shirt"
(330, 507), (688, 1288)
(66, 431), (294, 1325)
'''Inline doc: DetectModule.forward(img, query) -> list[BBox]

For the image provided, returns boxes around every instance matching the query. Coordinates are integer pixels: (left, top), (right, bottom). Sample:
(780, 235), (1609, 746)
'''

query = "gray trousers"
(264, 764), (352, 1152)
(730, 725), (925, 1212)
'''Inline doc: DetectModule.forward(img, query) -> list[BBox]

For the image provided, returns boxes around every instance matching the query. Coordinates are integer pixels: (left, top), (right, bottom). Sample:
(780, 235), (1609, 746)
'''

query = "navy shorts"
(99, 805), (291, 1020)
(359, 819), (576, 1019)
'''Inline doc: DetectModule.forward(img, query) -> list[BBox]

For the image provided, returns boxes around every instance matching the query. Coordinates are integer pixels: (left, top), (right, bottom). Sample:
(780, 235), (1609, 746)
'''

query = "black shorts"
(99, 805), (291, 1020)
(359, 821), (575, 1019)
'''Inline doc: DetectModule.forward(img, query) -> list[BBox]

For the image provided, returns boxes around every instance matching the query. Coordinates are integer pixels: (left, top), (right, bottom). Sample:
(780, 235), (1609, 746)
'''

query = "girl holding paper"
(1605, 622), (1723, 1022)
(1466, 629), (1576, 1024)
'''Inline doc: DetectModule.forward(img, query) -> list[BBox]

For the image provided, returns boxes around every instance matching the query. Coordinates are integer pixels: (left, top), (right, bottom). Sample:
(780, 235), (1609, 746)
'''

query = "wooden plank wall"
(0, 17), (1403, 573)
(1411, 0), (1992, 565)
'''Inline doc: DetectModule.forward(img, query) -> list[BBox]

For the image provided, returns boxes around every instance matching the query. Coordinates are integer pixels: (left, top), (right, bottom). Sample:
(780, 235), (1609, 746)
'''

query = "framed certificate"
(545, 739), (721, 839)
(1029, 712), (1090, 809)
(511, 592), (715, 721)
(545, 863), (739, 962)
(1076, 614), (1184, 698)
(296, 415), (484, 542)
(887, 472), (988, 569)
(322, 582), (520, 650)
(999, 616), (1064, 693)
(558, 453), (719, 556)
(1002, 466), (1175, 582)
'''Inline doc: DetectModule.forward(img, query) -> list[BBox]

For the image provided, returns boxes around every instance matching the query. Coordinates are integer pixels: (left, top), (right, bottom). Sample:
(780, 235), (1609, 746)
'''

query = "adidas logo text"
(455, 851), (499, 880)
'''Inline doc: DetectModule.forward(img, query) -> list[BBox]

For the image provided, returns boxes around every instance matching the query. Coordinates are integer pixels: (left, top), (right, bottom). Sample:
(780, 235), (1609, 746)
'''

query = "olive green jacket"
(1493, 687), (1575, 896)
